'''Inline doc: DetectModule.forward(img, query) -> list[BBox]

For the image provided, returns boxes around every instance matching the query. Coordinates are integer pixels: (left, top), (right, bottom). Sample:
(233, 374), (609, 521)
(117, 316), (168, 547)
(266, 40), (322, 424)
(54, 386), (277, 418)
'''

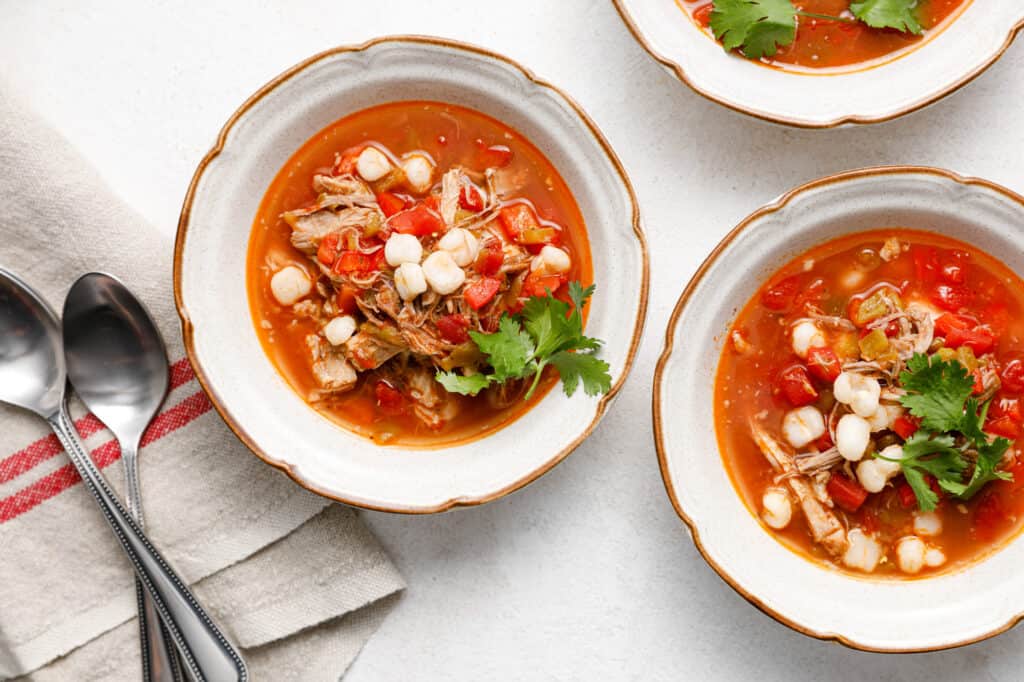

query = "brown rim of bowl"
(653, 165), (1024, 653)
(612, 1), (1024, 129)
(174, 35), (650, 515)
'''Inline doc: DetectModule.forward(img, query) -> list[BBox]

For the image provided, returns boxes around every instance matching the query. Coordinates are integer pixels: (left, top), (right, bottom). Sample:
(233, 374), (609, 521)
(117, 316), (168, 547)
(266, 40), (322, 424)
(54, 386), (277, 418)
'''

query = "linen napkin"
(0, 83), (404, 679)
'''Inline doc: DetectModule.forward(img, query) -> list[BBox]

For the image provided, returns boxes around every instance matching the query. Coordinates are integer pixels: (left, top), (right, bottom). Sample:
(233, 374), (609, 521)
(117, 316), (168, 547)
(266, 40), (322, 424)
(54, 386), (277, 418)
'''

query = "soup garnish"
(684, 0), (966, 67)
(716, 231), (1024, 577)
(247, 102), (607, 446)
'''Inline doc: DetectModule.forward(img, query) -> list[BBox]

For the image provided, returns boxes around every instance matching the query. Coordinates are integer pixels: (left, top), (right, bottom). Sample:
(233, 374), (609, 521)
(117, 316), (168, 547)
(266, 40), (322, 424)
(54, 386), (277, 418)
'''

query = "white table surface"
(5, 1), (1024, 679)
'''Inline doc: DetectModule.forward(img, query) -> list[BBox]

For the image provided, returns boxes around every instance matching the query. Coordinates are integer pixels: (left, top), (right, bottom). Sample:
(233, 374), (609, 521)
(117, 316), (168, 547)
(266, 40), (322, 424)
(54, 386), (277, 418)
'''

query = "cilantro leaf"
(434, 282), (611, 403)
(850, 0), (923, 34)
(898, 354), (975, 433)
(469, 317), (535, 382)
(435, 371), (492, 396)
(710, 0), (797, 60)
(549, 351), (612, 398)
(953, 437), (1013, 500)
(879, 431), (967, 511)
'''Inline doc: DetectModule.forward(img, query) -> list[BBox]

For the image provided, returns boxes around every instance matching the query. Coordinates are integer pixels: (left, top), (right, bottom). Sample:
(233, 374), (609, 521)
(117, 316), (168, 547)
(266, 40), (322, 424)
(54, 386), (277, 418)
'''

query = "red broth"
(247, 102), (592, 446)
(682, 0), (969, 70)
(716, 230), (1024, 577)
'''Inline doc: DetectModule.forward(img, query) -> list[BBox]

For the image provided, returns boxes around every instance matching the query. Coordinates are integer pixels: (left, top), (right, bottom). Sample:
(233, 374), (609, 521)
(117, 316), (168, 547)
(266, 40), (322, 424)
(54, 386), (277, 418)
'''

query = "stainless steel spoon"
(63, 273), (184, 682)
(0, 267), (248, 682)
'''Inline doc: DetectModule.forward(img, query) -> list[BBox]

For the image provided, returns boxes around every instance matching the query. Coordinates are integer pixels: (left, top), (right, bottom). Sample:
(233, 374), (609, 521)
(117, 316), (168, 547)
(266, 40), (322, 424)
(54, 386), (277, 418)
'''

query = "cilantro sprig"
(436, 282), (611, 401)
(874, 354), (1013, 511)
(708, 0), (923, 60)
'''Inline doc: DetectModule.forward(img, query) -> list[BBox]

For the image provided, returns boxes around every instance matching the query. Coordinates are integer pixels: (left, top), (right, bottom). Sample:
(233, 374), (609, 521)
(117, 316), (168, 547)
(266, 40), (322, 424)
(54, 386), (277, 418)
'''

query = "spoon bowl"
(0, 267), (64, 417)
(63, 273), (169, 446)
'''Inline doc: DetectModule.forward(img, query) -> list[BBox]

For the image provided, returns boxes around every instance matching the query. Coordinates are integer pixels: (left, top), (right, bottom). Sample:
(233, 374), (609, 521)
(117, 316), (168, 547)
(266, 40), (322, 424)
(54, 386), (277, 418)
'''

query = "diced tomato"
(522, 272), (566, 299)
(376, 192), (407, 218)
(478, 144), (513, 169)
(317, 233), (339, 266)
(913, 246), (939, 284)
(777, 365), (818, 407)
(896, 481), (917, 509)
(945, 327), (996, 355)
(973, 491), (1007, 541)
(374, 381), (405, 416)
(986, 398), (1023, 439)
(333, 146), (364, 176)
(474, 240), (504, 276)
(893, 414), (921, 440)
(497, 203), (540, 241)
(459, 185), (484, 212)
(986, 416), (1021, 440)
(1001, 358), (1024, 394)
(435, 314), (471, 344)
(335, 285), (359, 315)
(760, 275), (801, 312)
(332, 250), (384, 274)
(934, 313), (973, 337)
(422, 195), (441, 212)
(883, 320), (900, 337)
(930, 283), (971, 312)
(827, 473), (869, 513)
(815, 431), (834, 451)
(389, 204), (443, 236)
(692, 2), (713, 26)
(464, 277), (502, 310)
(792, 278), (826, 313)
(806, 347), (841, 383)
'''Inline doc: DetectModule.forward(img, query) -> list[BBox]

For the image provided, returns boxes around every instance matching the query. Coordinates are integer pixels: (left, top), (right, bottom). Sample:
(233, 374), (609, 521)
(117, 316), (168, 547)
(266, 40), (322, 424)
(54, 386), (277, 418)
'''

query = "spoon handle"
(48, 403), (248, 682)
(121, 440), (187, 682)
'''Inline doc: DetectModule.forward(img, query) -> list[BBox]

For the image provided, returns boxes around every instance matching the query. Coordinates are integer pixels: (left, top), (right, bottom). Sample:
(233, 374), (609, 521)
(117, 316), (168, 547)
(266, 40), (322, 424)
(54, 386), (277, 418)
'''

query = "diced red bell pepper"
(806, 347), (841, 383)
(335, 285), (359, 315)
(760, 275), (801, 312)
(389, 204), (443, 236)
(777, 365), (818, 407)
(317, 233), (339, 266)
(478, 144), (513, 169)
(376, 192), (407, 218)
(522, 272), (566, 299)
(945, 327), (996, 355)
(332, 250), (384, 274)
(827, 473), (869, 513)
(474, 240), (504, 276)
(893, 414), (921, 440)
(374, 381), (406, 416)
(463, 277), (502, 310)
(1001, 358), (1024, 394)
(497, 203), (540, 241)
(459, 185), (484, 212)
(436, 314), (471, 344)
(930, 283), (971, 312)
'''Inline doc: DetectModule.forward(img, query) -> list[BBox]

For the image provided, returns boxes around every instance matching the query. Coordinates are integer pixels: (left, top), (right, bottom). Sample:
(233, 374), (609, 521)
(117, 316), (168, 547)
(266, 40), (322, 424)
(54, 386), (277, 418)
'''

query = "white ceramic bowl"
(654, 167), (1024, 651)
(614, 1), (1024, 127)
(175, 37), (648, 513)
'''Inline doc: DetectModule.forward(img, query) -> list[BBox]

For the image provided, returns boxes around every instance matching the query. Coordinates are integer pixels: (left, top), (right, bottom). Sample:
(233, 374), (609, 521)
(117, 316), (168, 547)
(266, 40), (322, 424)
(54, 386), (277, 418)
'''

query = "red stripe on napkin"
(0, 358), (195, 484)
(0, 389), (212, 523)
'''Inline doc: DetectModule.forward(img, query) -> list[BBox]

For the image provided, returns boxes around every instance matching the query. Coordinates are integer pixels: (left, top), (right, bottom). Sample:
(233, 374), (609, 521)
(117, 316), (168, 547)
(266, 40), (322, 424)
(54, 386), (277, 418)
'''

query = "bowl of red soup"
(655, 167), (1024, 650)
(614, 0), (1024, 127)
(175, 37), (648, 512)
